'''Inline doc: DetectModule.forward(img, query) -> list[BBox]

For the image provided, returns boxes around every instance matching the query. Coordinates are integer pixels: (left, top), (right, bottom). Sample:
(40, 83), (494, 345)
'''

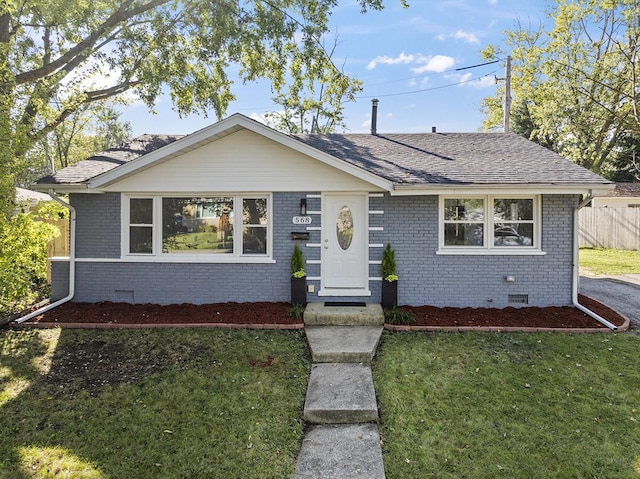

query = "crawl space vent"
(508, 294), (529, 304)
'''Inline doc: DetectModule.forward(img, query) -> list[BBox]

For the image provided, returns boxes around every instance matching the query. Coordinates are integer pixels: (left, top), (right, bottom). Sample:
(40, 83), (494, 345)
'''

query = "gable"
(101, 129), (384, 193)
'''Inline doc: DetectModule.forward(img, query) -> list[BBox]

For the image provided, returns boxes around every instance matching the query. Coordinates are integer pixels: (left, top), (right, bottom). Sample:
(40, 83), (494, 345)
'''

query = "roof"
(292, 132), (608, 186)
(15, 187), (52, 203)
(36, 134), (184, 186)
(34, 113), (610, 193)
(596, 182), (640, 197)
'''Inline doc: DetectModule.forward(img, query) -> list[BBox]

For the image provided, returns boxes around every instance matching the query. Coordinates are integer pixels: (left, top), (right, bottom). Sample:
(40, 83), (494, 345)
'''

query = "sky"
(120, 0), (549, 137)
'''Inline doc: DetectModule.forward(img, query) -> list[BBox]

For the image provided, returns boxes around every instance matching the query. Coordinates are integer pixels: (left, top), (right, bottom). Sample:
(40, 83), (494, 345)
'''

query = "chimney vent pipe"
(432, 126), (436, 133)
(371, 99), (379, 135)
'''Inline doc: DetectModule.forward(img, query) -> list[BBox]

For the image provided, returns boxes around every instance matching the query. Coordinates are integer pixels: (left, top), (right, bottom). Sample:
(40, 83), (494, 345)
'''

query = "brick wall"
(377, 194), (578, 308)
(71, 192), (121, 258)
(59, 191), (578, 307)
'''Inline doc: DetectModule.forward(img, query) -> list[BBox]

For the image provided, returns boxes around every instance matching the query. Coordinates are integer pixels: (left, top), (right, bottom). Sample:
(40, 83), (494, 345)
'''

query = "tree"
(481, 0), (640, 180)
(0, 0), (407, 216)
(264, 35), (362, 133)
(15, 102), (132, 187)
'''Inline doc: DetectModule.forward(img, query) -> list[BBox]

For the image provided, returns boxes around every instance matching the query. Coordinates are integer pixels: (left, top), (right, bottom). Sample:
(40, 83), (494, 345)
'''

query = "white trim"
(318, 288), (372, 297)
(321, 192), (369, 292)
(392, 184), (613, 196)
(306, 194), (322, 198)
(438, 194), (542, 253)
(90, 114), (393, 191)
(121, 193), (273, 261)
(436, 250), (547, 256)
(73, 256), (276, 264)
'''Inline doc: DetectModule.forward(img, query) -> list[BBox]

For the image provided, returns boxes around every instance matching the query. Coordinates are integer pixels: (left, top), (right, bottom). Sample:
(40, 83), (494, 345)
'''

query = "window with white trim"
(123, 195), (270, 259)
(128, 198), (154, 253)
(441, 195), (539, 251)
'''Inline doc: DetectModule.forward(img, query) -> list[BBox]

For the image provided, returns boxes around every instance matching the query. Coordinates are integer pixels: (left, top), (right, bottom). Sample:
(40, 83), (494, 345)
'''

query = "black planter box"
(291, 277), (307, 306)
(381, 280), (398, 309)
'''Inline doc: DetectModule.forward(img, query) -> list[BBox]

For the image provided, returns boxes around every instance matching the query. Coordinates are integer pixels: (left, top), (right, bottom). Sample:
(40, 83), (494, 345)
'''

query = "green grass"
(0, 328), (310, 479)
(374, 331), (640, 478)
(580, 247), (640, 275)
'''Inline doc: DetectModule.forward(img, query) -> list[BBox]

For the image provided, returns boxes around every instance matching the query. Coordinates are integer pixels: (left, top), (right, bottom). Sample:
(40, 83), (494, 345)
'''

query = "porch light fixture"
(300, 198), (307, 215)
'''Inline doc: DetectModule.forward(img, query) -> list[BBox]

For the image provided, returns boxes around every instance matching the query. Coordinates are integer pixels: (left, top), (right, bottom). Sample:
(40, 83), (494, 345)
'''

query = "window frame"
(438, 194), (544, 255)
(121, 193), (273, 262)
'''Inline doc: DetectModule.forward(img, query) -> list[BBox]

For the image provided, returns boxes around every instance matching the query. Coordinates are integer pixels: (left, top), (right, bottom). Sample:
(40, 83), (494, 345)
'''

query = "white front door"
(321, 193), (369, 295)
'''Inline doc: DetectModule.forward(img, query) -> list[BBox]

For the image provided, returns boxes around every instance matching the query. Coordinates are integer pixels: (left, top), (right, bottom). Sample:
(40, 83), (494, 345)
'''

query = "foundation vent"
(508, 294), (529, 304)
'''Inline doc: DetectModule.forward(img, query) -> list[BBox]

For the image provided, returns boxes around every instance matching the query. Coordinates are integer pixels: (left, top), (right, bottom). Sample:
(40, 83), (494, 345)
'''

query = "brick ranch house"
(33, 113), (612, 315)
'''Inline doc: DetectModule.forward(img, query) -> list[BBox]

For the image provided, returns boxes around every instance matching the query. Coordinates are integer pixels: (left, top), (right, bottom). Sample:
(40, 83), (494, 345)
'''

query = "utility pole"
(503, 55), (512, 133)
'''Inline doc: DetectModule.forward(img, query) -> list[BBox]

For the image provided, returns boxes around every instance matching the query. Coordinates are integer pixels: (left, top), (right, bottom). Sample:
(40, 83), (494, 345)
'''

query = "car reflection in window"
(494, 226), (532, 246)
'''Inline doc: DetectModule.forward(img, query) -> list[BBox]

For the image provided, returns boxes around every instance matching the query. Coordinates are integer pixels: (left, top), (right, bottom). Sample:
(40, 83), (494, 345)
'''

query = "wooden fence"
(46, 219), (70, 282)
(579, 207), (640, 250)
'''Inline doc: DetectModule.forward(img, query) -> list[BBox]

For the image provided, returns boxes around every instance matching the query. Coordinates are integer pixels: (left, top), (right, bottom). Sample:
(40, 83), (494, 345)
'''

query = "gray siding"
(58, 192), (577, 307)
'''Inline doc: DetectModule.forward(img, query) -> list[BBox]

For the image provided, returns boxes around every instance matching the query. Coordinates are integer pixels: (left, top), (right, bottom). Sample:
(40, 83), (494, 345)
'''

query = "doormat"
(324, 302), (367, 307)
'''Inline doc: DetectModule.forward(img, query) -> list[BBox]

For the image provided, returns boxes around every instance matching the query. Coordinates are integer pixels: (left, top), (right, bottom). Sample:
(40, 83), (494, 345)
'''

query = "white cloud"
(451, 72), (496, 89)
(437, 30), (480, 44)
(367, 51), (415, 70)
(454, 30), (480, 44)
(411, 55), (456, 74)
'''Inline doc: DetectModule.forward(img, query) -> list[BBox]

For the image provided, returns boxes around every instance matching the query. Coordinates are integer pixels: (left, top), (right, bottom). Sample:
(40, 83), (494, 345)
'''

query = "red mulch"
(26, 294), (627, 329)
(396, 295), (626, 329)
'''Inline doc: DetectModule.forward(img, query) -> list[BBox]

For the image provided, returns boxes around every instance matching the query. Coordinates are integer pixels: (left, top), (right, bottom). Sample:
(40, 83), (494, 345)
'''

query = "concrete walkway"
(580, 274), (640, 328)
(294, 303), (386, 479)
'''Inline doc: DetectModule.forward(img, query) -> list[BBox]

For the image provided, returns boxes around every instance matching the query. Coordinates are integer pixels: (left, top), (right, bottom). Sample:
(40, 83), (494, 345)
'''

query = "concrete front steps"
(295, 302), (386, 479)
(304, 302), (384, 364)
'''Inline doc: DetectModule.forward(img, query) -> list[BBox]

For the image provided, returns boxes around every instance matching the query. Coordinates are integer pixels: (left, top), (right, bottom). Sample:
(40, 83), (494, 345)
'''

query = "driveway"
(579, 274), (640, 328)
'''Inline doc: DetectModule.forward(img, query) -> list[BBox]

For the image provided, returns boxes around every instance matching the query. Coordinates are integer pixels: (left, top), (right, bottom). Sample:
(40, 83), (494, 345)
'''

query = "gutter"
(13, 190), (76, 324)
(572, 193), (617, 330)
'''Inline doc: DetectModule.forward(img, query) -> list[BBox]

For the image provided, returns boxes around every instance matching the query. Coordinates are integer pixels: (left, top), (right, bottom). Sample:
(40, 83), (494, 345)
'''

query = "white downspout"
(572, 193), (617, 330)
(13, 190), (76, 324)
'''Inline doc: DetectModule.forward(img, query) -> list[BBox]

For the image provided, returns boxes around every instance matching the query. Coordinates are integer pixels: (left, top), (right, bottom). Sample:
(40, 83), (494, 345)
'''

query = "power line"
(359, 70), (498, 99)
(455, 59), (499, 71)
(366, 59), (500, 88)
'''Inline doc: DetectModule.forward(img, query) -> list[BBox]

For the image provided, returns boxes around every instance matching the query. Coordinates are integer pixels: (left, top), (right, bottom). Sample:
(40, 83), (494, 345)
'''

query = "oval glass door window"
(336, 206), (354, 250)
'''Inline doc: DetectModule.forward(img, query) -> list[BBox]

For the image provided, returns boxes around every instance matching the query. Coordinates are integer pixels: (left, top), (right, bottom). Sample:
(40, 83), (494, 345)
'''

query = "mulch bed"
(18, 294), (627, 330)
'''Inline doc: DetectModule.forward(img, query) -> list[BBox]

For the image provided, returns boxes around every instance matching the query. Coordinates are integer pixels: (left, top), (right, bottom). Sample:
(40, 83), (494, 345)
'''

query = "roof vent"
(432, 126), (437, 133)
(371, 99), (379, 135)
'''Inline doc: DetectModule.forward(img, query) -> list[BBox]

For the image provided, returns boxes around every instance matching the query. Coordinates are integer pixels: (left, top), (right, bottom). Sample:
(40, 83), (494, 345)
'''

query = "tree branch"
(14, 0), (170, 86)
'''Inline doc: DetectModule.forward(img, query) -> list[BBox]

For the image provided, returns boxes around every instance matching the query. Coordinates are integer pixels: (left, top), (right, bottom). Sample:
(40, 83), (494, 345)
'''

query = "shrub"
(385, 307), (415, 325)
(288, 303), (305, 320)
(381, 243), (397, 281)
(0, 203), (65, 315)
(290, 244), (305, 277)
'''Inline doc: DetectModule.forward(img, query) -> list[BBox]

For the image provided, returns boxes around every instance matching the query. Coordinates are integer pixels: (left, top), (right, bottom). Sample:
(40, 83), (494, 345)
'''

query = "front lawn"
(0, 328), (310, 479)
(374, 331), (640, 478)
(580, 247), (640, 275)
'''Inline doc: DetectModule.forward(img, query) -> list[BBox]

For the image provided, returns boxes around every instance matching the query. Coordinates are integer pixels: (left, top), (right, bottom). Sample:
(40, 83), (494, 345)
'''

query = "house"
(590, 182), (640, 208)
(34, 113), (612, 309)
(14, 187), (53, 213)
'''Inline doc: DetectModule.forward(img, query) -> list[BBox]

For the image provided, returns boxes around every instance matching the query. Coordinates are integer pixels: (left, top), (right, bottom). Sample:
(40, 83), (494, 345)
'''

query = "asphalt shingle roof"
(292, 132), (608, 185)
(36, 128), (609, 187)
(36, 134), (184, 185)
(599, 182), (640, 197)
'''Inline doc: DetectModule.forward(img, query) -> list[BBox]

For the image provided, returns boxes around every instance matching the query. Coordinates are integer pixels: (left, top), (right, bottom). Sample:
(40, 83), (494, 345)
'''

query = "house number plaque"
(292, 216), (312, 225)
